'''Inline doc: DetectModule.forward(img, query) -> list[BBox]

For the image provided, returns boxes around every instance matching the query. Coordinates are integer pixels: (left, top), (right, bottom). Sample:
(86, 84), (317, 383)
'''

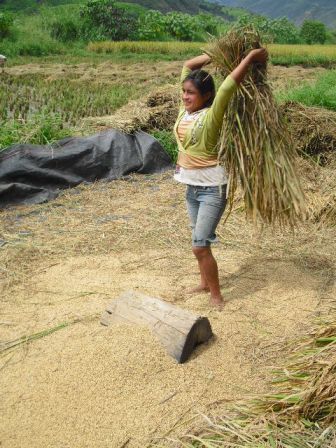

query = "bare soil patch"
(1, 171), (335, 447)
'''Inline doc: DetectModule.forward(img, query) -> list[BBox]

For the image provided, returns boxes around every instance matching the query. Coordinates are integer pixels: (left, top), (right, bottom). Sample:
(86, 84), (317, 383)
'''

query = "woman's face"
(182, 80), (210, 113)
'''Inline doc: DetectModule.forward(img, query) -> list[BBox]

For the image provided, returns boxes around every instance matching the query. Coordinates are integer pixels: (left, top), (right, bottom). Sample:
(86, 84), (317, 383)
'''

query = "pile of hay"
(282, 102), (336, 227)
(281, 101), (336, 164)
(176, 319), (336, 447)
(81, 85), (179, 134)
(205, 27), (306, 227)
(299, 157), (336, 227)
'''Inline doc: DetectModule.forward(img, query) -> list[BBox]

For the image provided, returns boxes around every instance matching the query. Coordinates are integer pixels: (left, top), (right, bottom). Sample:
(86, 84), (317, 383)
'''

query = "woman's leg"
(186, 186), (209, 292)
(192, 246), (222, 306)
(191, 186), (227, 307)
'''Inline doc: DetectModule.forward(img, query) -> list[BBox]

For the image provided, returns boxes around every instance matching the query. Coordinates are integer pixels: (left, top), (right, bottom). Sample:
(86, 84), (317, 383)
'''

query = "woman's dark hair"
(184, 69), (216, 107)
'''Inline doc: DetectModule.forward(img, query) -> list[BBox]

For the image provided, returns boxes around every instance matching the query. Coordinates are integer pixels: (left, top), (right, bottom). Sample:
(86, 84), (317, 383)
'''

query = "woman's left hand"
(247, 48), (268, 64)
(231, 47), (268, 85)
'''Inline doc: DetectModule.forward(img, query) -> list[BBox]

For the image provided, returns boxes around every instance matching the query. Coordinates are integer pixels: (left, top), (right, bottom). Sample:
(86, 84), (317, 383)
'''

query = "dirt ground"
(0, 63), (335, 448)
(1, 171), (335, 448)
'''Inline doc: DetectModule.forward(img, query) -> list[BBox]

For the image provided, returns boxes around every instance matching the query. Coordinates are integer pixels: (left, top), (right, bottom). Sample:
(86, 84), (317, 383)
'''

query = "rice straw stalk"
(205, 26), (306, 226)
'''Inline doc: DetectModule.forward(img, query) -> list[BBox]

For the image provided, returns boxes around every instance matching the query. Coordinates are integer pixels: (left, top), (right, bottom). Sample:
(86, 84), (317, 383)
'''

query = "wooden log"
(101, 290), (213, 363)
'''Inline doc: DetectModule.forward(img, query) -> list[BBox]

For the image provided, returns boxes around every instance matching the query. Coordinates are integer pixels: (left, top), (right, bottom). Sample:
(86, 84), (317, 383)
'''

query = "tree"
(136, 10), (166, 41)
(237, 14), (301, 44)
(80, 0), (138, 41)
(300, 19), (327, 44)
(164, 12), (198, 41)
(0, 12), (13, 39)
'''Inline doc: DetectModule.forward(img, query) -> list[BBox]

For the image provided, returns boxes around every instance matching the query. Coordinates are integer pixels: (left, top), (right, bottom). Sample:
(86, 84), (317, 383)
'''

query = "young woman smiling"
(174, 49), (268, 309)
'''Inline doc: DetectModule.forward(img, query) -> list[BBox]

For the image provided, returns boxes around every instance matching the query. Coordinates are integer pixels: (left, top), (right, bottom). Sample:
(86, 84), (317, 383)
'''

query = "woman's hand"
(230, 47), (268, 85)
(246, 48), (268, 64)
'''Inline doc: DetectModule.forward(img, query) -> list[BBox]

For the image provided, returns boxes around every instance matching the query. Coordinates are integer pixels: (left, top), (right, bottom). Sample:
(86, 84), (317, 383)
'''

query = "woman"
(173, 48), (268, 309)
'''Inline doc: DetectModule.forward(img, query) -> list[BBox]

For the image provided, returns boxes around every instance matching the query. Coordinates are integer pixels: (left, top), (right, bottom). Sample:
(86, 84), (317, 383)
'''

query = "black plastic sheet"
(0, 130), (173, 208)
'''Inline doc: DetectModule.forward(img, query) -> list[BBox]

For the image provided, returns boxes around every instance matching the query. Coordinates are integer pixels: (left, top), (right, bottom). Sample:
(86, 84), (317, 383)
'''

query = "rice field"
(88, 41), (336, 67)
(0, 74), (136, 124)
(0, 73), (141, 149)
(269, 44), (336, 67)
(87, 40), (202, 56)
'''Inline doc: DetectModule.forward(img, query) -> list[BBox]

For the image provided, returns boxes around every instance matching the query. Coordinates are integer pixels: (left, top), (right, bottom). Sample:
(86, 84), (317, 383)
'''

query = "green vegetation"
(0, 0), (335, 59)
(278, 70), (336, 111)
(218, 0), (336, 29)
(300, 19), (328, 44)
(0, 73), (135, 123)
(0, 11), (13, 38)
(0, 72), (139, 149)
(237, 14), (302, 44)
(269, 43), (336, 67)
(0, 113), (72, 149)
(151, 130), (177, 162)
(79, 0), (139, 41)
(88, 42), (336, 68)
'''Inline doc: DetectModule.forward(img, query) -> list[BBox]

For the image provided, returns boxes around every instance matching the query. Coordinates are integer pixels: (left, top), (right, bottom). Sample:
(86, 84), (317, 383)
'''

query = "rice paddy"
(0, 66), (173, 149)
(0, 73), (136, 124)
(88, 41), (336, 67)
(87, 40), (202, 56)
(269, 43), (336, 67)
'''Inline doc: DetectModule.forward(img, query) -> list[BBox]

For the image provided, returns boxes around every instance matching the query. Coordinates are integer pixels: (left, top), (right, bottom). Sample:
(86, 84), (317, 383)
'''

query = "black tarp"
(0, 130), (173, 208)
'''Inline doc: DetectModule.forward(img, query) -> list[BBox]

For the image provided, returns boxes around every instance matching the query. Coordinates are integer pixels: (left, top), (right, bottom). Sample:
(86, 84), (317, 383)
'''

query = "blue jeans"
(186, 185), (227, 247)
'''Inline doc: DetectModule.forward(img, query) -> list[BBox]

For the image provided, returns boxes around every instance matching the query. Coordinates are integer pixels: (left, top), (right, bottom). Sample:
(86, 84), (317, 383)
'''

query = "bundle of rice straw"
(206, 27), (306, 226)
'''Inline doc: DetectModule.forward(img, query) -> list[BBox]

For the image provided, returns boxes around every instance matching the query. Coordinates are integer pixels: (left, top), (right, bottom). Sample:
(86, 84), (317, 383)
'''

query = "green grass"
(269, 44), (336, 68)
(0, 113), (73, 150)
(277, 70), (336, 111)
(0, 73), (136, 124)
(151, 130), (178, 162)
(0, 72), (139, 149)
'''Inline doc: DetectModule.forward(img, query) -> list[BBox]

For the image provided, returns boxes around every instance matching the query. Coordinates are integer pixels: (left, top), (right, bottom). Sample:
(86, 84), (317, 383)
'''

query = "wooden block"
(101, 290), (213, 363)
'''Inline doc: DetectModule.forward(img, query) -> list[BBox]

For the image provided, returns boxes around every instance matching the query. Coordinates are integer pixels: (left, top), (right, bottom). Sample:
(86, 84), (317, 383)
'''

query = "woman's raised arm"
(184, 54), (211, 70)
(230, 48), (268, 85)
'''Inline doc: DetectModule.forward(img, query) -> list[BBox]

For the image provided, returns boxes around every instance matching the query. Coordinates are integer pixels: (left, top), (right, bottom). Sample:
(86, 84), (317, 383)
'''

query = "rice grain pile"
(177, 319), (336, 448)
(206, 27), (306, 226)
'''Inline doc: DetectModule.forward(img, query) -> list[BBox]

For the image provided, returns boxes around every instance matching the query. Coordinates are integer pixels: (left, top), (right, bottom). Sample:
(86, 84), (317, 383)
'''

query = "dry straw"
(175, 320), (336, 447)
(205, 27), (306, 227)
(81, 85), (179, 134)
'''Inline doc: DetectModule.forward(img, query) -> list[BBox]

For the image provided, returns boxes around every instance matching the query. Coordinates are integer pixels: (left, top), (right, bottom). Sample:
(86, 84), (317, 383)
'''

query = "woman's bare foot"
(209, 295), (224, 310)
(186, 285), (210, 294)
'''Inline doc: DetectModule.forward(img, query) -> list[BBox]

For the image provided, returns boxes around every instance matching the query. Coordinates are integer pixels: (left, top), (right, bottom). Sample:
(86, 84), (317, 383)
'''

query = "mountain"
(0, 0), (234, 18)
(213, 0), (336, 27)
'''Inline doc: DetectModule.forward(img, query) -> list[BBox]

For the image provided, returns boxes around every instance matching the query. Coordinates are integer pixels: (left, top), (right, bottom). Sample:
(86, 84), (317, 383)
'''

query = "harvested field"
(5, 61), (325, 88)
(0, 62), (335, 448)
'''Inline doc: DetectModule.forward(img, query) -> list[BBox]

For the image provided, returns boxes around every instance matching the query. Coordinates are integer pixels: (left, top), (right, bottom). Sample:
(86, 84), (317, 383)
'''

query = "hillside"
(214, 0), (336, 27)
(0, 0), (234, 18)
